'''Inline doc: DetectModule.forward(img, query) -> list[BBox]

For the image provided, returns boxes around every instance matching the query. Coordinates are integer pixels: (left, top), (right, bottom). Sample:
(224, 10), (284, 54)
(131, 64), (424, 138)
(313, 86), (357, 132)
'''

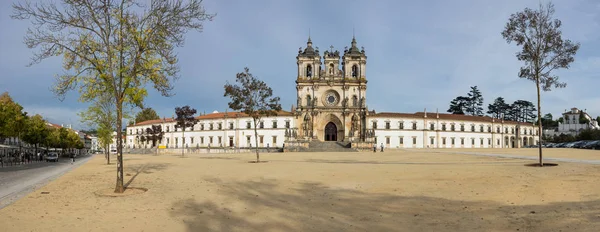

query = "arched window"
(352, 95), (358, 107)
(351, 65), (358, 78)
(306, 95), (312, 106)
(306, 65), (312, 78)
(329, 63), (334, 74)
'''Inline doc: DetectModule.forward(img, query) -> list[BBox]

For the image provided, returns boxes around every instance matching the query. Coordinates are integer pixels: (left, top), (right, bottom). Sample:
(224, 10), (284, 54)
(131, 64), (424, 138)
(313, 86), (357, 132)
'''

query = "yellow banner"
(158, 145), (166, 149)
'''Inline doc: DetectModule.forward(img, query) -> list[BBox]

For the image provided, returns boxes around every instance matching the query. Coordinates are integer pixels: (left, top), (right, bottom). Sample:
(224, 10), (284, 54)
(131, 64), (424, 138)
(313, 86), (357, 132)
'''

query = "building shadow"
(170, 177), (600, 232)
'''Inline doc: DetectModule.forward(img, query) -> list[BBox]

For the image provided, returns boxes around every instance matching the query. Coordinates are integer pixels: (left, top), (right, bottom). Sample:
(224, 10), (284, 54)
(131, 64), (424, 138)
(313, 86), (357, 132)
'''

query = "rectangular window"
(451, 124), (455, 131)
(260, 122), (264, 129)
(247, 136), (251, 146)
(488, 138), (491, 145)
(373, 122), (377, 129)
(488, 126), (492, 133)
(399, 122), (404, 129)
(461, 138), (464, 145)
(386, 137), (390, 144)
(272, 136), (277, 144)
(442, 124), (446, 131)
(385, 122), (390, 129)
(218, 123), (222, 130)
(471, 125), (475, 132)
(285, 121), (290, 128)
(209, 136), (213, 144)
(471, 138), (475, 145)
(167, 126), (170, 132)
(451, 137), (455, 145)
(430, 137), (434, 145)
(191, 137), (194, 144)
(511, 128), (515, 134)
(272, 121), (278, 128)
(461, 125), (465, 131)
(412, 137), (417, 145)
(480, 125), (484, 132)
(229, 123), (234, 130)
(399, 137), (404, 144)
(505, 128), (508, 133)
(247, 122), (251, 129)
(430, 124), (434, 130)
(200, 124), (204, 130)
(200, 137), (204, 144)
(175, 137), (178, 147)
(442, 137), (446, 145)
(218, 136), (222, 146)
(412, 123), (417, 130)
(209, 123), (213, 130)
(259, 136), (264, 144)
(480, 138), (483, 145)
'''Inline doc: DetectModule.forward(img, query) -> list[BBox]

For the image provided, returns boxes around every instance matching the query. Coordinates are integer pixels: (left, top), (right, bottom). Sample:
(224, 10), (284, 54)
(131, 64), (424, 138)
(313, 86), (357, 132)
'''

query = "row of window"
(384, 136), (529, 146)
(131, 121), (291, 135)
(373, 121), (538, 135)
(132, 135), (278, 147)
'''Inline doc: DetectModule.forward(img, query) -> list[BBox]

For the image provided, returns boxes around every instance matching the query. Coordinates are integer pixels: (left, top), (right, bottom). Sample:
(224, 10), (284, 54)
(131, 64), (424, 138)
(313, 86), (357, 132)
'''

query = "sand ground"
(1, 148), (600, 232)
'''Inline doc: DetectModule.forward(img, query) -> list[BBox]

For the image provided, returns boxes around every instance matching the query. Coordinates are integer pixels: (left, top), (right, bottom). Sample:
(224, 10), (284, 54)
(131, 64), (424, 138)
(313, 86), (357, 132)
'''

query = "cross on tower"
(330, 45), (334, 53)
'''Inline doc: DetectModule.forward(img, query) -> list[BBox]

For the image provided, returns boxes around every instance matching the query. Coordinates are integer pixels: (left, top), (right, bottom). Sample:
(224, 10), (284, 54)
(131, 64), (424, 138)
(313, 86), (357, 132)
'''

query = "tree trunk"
(536, 78), (543, 166)
(106, 144), (110, 165)
(114, 101), (124, 193)
(181, 130), (185, 157)
(253, 118), (259, 163)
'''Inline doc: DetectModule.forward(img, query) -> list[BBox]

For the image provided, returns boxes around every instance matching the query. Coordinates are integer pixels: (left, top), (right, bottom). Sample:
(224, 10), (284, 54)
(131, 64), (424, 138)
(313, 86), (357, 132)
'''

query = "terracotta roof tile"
(132, 111), (293, 127)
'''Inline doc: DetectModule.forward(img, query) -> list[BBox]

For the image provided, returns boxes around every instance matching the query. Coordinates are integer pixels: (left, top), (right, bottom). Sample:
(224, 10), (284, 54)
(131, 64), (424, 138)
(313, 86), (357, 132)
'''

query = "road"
(0, 154), (95, 209)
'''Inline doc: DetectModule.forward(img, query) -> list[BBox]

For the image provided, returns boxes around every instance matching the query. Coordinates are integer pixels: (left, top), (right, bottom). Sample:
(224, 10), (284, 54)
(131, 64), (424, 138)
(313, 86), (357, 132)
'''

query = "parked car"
(46, 153), (59, 162)
(581, 140), (600, 149)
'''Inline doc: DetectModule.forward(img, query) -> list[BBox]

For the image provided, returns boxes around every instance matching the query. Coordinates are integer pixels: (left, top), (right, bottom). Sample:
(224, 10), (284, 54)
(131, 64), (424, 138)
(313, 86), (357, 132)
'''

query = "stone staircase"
(304, 141), (358, 152)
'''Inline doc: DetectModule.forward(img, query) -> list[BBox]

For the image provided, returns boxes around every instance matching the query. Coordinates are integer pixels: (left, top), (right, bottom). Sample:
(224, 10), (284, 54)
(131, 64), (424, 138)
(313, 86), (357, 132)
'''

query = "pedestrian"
(267, 143), (270, 153)
(380, 143), (384, 152)
(71, 153), (75, 164)
(373, 143), (376, 153)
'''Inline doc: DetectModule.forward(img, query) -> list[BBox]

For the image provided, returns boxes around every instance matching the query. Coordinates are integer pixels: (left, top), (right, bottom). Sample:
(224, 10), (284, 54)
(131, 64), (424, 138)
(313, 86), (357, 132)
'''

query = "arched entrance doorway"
(325, 122), (337, 141)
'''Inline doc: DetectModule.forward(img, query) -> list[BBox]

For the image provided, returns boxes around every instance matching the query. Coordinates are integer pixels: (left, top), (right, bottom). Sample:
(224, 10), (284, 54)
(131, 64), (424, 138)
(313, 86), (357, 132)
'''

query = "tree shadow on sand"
(170, 177), (600, 232)
(123, 163), (170, 188)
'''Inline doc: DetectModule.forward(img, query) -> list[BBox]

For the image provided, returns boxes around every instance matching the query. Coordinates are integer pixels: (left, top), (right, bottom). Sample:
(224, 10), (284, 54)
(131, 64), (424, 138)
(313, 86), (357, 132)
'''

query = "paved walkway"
(0, 154), (94, 209)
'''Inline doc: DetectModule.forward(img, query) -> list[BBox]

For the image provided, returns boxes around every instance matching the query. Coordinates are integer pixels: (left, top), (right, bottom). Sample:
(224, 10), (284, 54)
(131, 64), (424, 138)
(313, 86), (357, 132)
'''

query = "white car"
(46, 153), (59, 162)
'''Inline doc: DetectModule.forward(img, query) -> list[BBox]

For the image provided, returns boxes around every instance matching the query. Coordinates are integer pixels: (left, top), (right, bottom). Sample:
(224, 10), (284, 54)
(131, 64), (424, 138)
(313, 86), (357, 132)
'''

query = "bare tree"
(12, 0), (215, 192)
(224, 67), (282, 163)
(501, 2), (579, 166)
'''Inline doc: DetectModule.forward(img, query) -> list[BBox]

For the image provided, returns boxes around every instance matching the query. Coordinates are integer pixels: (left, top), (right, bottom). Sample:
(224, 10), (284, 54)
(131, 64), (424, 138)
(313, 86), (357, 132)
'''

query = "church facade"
(125, 37), (539, 151)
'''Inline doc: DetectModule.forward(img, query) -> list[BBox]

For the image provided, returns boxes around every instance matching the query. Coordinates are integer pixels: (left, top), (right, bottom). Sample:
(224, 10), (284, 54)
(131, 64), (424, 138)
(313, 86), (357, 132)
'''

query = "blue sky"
(1, 0), (599, 130)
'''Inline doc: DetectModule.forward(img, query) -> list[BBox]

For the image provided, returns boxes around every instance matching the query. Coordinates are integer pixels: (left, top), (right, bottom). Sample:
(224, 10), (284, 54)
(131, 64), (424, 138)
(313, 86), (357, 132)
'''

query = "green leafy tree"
(135, 108), (160, 124)
(502, 2), (580, 166)
(224, 67), (282, 163)
(447, 96), (469, 115)
(487, 97), (510, 119)
(596, 116), (600, 123)
(22, 114), (50, 156)
(174, 106), (198, 157)
(0, 92), (26, 143)
(79, 94), (118, 164)
(579, 111), (590, 124)
(13, 0), (215, 193)
(466, 86), (484, 116)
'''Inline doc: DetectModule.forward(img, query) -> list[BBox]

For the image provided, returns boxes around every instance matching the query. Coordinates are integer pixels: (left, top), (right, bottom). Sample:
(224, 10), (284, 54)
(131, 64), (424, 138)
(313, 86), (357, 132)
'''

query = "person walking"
(71, 153), (75, 165)
(373, 143), (376, 153)
(380, 143), (384, 152)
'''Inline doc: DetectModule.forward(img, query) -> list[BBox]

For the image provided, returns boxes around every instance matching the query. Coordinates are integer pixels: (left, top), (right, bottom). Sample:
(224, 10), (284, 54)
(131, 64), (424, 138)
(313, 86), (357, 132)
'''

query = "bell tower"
(342, 36), (368, 142)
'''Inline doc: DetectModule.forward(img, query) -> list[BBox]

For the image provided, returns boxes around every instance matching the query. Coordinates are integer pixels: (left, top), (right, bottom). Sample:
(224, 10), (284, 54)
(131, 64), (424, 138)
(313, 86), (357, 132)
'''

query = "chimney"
(424, 108), (427, 118)
(436, 108), (439, 119)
